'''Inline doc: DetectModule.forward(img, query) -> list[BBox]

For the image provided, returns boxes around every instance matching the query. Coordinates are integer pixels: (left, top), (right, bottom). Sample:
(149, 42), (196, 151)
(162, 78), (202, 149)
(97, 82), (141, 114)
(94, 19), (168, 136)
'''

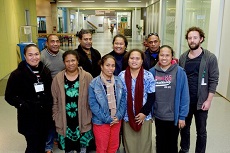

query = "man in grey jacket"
(179, 27), (219, 153)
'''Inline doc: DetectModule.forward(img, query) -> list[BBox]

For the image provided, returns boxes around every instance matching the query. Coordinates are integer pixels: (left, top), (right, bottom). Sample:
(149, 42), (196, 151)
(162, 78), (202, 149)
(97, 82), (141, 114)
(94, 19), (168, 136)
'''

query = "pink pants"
(93, 121), (121, 153)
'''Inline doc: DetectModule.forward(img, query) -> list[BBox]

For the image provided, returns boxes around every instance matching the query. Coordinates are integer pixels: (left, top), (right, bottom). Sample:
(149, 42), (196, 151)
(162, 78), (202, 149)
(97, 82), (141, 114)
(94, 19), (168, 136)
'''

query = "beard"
(188, 43), (200, 50)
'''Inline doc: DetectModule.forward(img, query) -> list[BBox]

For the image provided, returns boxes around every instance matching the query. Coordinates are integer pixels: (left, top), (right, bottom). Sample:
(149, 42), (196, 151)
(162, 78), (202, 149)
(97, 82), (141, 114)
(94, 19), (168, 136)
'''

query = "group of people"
(5, 27), (219, 153)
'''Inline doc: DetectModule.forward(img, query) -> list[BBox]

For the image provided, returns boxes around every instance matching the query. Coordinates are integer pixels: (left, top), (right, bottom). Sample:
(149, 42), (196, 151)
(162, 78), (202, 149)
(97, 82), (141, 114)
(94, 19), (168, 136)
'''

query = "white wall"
(209, 0), (230, 100)
(132, 9), (141, 40)
(87, 15), (104, 33)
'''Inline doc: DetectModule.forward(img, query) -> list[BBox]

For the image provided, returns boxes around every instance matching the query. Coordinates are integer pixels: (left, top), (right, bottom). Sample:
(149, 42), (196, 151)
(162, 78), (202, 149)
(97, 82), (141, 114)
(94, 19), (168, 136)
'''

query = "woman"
(108, 34), (128, 76)
(88, 54), (126, 153)
(149, 45), (189, 153)
(51, 50), (93, 153)
(119, 49), (155, 153)
(5, 44), (53, 153)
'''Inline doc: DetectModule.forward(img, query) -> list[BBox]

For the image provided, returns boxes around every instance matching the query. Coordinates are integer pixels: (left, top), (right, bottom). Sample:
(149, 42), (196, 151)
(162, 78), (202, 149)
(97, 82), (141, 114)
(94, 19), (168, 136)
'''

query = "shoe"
(53, 140), (58, 145)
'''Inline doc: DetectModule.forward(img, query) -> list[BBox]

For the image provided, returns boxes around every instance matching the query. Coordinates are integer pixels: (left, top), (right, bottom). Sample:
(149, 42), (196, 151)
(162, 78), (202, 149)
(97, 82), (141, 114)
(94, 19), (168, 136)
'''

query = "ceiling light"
(58, 0), (72, 2)
(105, 0), (118, 2)
(128, 0), (141, 2)
(81, 0), (95, 2)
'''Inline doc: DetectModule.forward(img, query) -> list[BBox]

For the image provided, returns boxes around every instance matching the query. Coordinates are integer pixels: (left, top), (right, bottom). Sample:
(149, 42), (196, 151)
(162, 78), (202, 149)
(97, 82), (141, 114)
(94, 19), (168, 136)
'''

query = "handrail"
(87, 21), (98, 29)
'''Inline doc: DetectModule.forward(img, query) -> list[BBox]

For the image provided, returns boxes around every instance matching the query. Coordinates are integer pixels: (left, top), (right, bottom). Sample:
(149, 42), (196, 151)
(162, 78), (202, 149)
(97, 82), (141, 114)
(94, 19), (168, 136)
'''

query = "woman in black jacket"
(5, 44), (53, 153)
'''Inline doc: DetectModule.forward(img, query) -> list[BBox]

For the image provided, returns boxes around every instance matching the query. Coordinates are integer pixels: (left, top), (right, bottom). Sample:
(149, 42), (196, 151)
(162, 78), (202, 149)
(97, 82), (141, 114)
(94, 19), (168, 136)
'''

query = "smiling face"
(64, 54), (79, 73)
(101, 57), (115, 80)
(158, 46), (172, 69)
(24, 46), (40, 67)
(113, 37), (126, 54)
(187, 31), (203, 51)
(128, 51), (143, 70)
(46, 35), (60, 54)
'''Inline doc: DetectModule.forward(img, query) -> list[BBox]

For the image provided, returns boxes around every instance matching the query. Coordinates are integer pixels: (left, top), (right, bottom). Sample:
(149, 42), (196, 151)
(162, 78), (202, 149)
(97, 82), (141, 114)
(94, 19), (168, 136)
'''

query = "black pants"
(24, 133), (47, 153)
(180, 104), (208, 153)
(155, 118), (179, 153)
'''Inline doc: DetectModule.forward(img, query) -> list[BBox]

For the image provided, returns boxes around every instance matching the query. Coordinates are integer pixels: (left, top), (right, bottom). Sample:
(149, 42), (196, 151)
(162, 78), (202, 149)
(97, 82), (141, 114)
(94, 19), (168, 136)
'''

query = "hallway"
(0, 30), (230, 153)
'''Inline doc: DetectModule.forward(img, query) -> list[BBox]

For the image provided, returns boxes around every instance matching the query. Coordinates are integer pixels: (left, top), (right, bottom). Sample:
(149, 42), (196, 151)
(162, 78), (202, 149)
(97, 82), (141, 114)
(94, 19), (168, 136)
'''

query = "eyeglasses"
(148, 32), (159, 38)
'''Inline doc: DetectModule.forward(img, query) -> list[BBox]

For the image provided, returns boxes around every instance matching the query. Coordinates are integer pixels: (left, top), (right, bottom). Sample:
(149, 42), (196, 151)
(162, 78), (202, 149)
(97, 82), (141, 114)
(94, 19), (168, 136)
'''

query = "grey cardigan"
(179, 48), (219, 110)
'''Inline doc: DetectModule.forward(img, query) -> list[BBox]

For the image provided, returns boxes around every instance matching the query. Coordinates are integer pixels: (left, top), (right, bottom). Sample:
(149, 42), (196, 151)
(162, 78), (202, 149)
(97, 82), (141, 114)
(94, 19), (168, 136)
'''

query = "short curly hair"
(185, 26), (205, 43)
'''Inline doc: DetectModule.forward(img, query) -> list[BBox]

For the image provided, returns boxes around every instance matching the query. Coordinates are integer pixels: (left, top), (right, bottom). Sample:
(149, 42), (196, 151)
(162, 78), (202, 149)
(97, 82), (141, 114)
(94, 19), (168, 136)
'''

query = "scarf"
(125, 66), (144, 131)
(100, 72), (116, 117)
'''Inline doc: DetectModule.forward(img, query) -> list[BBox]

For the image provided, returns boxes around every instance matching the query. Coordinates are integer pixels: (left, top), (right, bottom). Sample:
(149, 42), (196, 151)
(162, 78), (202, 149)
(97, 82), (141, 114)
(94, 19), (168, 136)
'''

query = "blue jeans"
(45, 124), (56, 151)
(180, 103), (208, 153)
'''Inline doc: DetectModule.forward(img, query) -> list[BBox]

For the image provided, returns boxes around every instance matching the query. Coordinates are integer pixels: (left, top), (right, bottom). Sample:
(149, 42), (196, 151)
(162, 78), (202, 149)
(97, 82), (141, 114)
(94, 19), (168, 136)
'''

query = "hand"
(201, 100), (211, 111)
(110, 117), (119, 126)
(135, 113), (146, 125)
(178, 120), (186, 129)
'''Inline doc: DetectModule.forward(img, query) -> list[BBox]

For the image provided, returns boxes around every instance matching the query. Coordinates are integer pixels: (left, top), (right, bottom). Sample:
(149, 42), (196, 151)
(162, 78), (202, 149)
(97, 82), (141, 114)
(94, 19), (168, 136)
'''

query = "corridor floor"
(0, 30), (230, 153)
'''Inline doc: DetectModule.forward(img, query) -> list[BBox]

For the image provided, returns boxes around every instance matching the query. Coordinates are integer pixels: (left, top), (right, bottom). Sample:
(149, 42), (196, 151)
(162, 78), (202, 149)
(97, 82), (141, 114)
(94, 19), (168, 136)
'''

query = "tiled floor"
(0, 30), (230, 153)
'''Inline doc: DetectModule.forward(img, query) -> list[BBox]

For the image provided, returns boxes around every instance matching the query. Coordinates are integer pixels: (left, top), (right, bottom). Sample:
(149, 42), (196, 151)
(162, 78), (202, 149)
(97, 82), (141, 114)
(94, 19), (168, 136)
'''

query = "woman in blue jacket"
(88, 54), (126, 153)
(149, 45), (190, 153)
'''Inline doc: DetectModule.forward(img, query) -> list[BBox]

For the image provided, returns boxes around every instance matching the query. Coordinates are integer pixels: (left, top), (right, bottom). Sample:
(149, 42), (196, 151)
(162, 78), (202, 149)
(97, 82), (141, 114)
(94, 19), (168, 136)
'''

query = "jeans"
(155, 118), (179, 153)
(180, 103), (208, 153)
(45, 124), (56, 151)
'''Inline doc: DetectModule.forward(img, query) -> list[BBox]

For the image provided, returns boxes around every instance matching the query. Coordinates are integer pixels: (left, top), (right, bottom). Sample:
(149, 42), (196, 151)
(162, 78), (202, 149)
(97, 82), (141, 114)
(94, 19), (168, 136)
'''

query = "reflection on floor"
(0, 30), (230, 153)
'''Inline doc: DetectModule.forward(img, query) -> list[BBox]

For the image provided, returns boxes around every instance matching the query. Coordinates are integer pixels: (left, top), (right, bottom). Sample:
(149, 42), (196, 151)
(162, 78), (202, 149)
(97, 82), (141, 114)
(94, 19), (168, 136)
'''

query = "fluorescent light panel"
(128, 0), (141, 2)
(82, 0), (95, 2)
(58, 0), (72, 2)
(105, 1), (118, 2)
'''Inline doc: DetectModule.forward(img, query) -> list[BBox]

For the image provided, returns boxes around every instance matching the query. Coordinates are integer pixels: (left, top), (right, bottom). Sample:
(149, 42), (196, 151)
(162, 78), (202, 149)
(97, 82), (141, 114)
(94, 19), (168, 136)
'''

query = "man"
(41, 34), (65, 153)
(179, 27), (219, 153)
(75, 29), (101, 78)
(143, 32), (161, 70)
(41, 34), (65, 78)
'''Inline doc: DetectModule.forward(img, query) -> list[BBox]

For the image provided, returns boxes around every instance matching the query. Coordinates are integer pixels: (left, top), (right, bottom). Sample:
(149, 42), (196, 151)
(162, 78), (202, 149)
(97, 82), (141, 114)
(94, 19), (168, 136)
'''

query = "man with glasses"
(41, 34), (65, 153)
(179, 27), (219, 153)
(143, 33), (161, 70)
(75, 29), (101, 78)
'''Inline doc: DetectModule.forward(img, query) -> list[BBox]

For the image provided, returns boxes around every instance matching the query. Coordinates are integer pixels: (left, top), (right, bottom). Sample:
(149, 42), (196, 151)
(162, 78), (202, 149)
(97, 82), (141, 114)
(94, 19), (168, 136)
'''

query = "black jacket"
(75, 45), (101, 78)
(5, 61), (53, 135)
(108, 50), (127, 76)
(143, 48), (159, 70)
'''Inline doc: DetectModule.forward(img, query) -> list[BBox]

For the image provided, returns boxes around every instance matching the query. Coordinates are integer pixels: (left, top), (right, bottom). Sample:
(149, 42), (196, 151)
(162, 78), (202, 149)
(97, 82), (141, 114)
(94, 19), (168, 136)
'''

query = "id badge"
(201, 78), (207, 85)
(34, 82), (44, 92)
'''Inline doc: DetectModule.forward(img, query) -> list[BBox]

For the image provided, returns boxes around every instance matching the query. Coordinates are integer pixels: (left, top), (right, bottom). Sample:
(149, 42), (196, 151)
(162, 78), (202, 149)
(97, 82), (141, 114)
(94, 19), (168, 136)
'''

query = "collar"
(46, 48), (58, 57)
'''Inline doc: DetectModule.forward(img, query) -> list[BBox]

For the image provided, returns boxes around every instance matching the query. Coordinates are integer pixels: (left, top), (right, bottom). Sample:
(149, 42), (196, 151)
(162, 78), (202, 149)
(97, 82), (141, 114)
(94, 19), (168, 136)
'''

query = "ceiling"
(55, 0), (150, 8)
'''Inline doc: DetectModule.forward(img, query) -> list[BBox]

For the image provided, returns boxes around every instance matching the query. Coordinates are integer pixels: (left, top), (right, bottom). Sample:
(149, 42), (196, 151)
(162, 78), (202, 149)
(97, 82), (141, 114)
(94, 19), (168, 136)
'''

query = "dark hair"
(148, 32), (159, 39)
(185, 26), (205, 43)
(24, 44), (39, 55)
(62, 50), (79, 62)
(47, 34), (59, 42)
(160, 45), (174, 57)
(99, 54), (115, 66)
(112, 34), (128, 48)
(124, 49), (145, 64)
(78, 29), (92, 39)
